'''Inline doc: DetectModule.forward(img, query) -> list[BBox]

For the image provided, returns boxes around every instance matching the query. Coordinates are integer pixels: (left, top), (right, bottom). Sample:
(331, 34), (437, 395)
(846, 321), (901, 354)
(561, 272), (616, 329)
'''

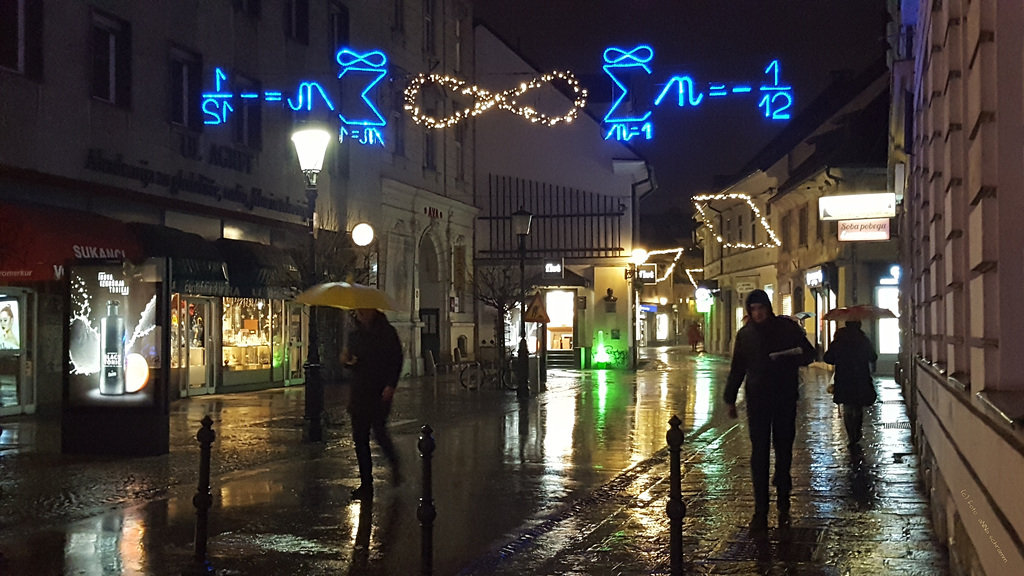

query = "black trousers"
(746, 399), (797, 515)
(842, 404), (864, 443)
(351, 410), (399, 487)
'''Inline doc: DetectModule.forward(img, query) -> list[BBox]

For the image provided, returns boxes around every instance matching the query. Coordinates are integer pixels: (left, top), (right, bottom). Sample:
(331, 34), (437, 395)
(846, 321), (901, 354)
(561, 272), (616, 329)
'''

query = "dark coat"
(724, 315), (817, 406)
(347, 316), (403, 416)
(823, 326), (878, 406)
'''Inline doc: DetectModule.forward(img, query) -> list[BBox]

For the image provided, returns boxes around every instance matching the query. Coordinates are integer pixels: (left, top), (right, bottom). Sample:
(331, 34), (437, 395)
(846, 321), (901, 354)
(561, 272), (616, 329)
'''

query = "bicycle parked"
(459, 351), (517, 391)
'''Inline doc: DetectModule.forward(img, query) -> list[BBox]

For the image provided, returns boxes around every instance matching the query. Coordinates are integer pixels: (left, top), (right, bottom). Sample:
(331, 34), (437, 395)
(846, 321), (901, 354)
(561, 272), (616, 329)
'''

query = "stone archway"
(417, 229), (446, 370)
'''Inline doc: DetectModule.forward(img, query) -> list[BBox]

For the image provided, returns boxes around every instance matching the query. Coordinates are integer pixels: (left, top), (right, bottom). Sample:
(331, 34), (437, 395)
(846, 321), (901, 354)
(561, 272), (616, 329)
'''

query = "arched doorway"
(418, 232), (445, 369)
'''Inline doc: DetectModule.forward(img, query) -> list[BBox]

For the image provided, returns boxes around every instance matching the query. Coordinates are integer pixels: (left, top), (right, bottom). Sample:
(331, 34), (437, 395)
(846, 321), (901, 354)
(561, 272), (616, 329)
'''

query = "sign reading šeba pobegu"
(838, 218), (890, 241)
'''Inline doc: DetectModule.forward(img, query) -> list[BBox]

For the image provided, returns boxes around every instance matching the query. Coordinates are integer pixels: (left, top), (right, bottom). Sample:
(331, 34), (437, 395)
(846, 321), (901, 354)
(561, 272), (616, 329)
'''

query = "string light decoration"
(685, 268), (703, 289)
(404, 71), (588, 128)
(693, 192), (782, 248)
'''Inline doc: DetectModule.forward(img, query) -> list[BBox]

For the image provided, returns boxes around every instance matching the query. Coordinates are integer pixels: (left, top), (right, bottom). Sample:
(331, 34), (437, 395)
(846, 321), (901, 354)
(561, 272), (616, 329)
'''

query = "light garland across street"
(404, 71), (588, 128)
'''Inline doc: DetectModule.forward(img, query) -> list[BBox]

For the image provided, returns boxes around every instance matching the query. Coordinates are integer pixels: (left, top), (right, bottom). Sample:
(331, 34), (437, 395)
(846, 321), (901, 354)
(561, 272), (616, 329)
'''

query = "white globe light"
(352, 223), (374, 247)
(631, 248), (648, 265)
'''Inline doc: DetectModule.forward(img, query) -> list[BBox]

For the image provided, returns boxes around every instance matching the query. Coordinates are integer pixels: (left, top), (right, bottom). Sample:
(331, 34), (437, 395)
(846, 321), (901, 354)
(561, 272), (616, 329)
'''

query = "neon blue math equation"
(602, 45), (794, 142)
(201, 48), (389, 147)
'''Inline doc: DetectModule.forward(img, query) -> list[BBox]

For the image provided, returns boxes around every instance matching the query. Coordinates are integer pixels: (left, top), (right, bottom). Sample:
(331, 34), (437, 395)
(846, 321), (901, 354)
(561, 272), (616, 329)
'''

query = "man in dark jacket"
(724, 289), (816, 533)
(823, 320), (878, 446)
(342, 308), (404, 501)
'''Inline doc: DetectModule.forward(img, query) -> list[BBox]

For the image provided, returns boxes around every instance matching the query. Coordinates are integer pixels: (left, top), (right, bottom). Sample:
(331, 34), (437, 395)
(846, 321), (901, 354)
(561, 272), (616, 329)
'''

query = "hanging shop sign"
(818, 193), (896, 221)
(636, 263), (658, 284)
(805, 266), (824, 288)
(66, 260), (162, 408)
(543, 259), (565, 279)
(203, 48), (389, 147)
(838, 218), (890, 242)
(602, 45), (793, 141)
(695, 287), (714, 313)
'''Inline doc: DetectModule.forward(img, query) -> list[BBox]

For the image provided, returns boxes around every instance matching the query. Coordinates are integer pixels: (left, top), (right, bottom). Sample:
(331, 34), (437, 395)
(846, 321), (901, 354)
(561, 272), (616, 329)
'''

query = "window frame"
(285, 0), (310, 45)
(91, 11), (132, 108)
(232, 73), (262, 149)
(168, 46), (202, 130)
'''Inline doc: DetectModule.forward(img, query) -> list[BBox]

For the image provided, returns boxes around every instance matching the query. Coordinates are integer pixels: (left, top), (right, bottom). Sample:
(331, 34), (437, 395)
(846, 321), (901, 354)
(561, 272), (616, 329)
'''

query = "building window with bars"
(91, 11), (132, 107)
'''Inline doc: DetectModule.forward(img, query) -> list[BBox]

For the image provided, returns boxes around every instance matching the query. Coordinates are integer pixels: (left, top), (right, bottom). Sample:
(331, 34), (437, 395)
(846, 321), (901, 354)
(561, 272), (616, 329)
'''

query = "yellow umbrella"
(294, 281), (399, 311)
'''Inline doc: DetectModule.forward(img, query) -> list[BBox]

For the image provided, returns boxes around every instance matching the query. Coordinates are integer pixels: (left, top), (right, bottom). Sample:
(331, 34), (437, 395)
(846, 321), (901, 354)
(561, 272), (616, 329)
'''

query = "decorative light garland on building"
(685, 268), (703, 289)
(692, 192), (782, 248)
(404, 71), (588, 128)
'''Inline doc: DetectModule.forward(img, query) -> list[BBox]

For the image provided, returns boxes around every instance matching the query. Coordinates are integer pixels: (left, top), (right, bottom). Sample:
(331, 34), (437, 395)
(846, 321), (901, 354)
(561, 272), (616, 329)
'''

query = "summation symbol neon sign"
(602, 45), (794, 142)
(201, 48), (389, 147)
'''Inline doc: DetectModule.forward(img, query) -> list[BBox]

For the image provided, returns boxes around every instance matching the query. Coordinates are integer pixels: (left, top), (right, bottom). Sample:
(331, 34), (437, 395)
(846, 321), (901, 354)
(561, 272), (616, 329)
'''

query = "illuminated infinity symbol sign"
(404, 71), (588, 128)
(336, 49), (386, 69)
(603, 45), (654, 67)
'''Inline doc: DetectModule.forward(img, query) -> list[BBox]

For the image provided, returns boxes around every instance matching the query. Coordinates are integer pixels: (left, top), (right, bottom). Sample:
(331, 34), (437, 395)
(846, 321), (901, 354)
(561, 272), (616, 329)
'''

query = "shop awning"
(0, 202), (143, 284)
(126, 223), (231, 296)
(215, 238), (302, 300)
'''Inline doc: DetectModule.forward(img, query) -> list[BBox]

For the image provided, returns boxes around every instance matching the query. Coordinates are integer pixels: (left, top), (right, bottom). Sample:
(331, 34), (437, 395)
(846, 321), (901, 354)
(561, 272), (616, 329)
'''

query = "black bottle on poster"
(100, 300), (125, 395)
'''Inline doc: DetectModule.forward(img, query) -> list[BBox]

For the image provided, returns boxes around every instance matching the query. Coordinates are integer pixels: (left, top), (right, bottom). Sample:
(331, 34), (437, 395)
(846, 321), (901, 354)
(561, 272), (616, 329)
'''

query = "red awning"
(0, 203), (143, 284)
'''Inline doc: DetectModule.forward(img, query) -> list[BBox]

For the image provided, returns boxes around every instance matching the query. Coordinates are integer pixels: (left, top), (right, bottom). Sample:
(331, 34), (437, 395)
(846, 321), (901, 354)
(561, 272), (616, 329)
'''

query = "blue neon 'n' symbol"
(602, 45), (653, 123)
(654, 76), (705, 107)
(758, 60), (793, 120)
(336, 48), (388, 127)
(287, 82), (336, 112)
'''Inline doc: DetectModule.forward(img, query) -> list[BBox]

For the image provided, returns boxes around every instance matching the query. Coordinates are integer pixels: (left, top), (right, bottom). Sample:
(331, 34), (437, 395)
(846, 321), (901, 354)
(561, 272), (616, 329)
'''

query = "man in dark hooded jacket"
(823, 320), (878, 446)
(342, 308), (404, 501)
(724, 289), (816, 533)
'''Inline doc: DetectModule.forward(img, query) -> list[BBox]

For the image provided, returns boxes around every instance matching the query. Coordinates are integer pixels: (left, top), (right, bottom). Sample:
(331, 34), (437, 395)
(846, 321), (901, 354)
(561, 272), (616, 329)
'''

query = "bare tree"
(472, 263), (532, 360)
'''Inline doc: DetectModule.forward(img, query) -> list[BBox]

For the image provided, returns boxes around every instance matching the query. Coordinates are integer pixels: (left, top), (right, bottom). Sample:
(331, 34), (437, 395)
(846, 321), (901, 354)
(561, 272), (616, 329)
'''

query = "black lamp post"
(512, 208), (533, 400)
(292, 127), (330, 442)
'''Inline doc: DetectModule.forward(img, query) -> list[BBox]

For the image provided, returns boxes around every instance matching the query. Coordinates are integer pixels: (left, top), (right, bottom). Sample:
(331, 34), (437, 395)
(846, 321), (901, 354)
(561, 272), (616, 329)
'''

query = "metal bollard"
(190, 414), (216, 574)
(417, 425), (437, 576)
(666, 415), (686, 575)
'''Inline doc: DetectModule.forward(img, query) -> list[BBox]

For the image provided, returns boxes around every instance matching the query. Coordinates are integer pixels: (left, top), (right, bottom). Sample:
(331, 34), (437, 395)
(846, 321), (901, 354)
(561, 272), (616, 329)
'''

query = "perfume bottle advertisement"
(67, 263), (160, 407)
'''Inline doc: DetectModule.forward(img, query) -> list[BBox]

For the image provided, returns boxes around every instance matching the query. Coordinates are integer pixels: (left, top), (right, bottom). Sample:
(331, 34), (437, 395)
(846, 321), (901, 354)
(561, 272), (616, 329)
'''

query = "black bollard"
(417, 424), (437, 576)
(190, 414), (216, 574)
(666, 415), (686, 575)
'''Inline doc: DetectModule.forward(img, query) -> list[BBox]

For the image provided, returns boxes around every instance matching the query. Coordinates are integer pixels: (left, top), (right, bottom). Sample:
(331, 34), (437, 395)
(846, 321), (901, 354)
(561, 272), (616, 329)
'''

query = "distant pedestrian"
(823, 320), (878, 446)
(342, 308), (403, 501)
(687, 322), (704, 352)
(724, 289), (816, 534)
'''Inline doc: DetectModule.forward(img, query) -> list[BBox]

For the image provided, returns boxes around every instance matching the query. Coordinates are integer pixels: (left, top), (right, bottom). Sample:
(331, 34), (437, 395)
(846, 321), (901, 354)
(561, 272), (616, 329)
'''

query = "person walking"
(823, 320), (878, 446)
(342, 308), (404, 501)
(724, 289), (816, 533)
(687, 322), (703, 352)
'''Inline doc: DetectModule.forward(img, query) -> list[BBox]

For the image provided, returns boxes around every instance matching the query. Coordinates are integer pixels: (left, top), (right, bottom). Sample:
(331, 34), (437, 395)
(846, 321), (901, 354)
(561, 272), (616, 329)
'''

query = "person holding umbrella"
(342, 308), (404, 501)
(823, 319), (878, 447)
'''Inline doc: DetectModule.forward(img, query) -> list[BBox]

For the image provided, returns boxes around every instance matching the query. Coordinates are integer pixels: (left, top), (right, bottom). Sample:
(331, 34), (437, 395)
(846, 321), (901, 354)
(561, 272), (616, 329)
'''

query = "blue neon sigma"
(602, 45), (794, 142)
(202, 48), (389, 148)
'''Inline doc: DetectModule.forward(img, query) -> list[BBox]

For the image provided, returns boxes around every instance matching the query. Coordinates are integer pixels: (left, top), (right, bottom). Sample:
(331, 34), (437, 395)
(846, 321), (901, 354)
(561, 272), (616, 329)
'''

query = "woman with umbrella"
(823, 306), (886, 446)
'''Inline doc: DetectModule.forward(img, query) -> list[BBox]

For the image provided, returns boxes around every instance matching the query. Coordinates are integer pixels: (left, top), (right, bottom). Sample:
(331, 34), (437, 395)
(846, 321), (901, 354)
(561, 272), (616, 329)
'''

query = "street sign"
(523, 293), (550, 323)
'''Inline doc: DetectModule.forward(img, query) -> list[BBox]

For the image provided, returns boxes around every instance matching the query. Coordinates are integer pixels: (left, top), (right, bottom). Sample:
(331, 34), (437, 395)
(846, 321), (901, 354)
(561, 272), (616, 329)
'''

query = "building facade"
(0, 0), (475, 418)
(892, 0), (1024, 573)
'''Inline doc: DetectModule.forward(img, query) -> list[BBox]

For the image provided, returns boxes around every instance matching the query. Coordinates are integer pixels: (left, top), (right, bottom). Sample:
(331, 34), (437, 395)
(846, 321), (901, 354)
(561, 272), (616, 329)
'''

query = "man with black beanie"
(724, 289), (815, 534)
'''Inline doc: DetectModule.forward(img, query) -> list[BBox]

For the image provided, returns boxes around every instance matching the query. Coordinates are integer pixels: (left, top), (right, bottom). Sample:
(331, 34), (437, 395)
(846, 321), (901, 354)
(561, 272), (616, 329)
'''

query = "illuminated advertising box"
(67, 261), (163, 408)
(636, 263), (658, 284)
(818, 193), (896, 221)
(0, 298), (21, 352)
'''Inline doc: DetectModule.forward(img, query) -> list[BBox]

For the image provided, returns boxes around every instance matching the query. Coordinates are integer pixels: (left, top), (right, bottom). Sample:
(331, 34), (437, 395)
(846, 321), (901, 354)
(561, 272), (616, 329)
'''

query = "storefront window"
(222, 297), (275, 371)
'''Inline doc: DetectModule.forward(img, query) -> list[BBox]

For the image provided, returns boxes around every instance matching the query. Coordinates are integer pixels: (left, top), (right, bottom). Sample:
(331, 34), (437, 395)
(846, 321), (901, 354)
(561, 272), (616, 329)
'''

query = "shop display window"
(222, 297), (275, 371)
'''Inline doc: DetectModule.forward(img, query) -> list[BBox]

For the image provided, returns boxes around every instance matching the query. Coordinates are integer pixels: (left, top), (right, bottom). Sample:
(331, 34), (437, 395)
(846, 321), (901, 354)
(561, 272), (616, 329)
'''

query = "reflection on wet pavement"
(0, 347), (947, 575)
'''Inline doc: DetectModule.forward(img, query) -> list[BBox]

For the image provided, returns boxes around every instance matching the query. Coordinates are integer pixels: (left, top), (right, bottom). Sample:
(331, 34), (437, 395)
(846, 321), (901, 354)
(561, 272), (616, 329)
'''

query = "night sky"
(474, 1), (889, 245)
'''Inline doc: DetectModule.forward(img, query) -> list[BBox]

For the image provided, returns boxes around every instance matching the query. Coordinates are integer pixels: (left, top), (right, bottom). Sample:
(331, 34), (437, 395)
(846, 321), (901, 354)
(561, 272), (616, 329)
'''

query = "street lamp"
(512, 208), (533, 400)
(292, 126), (330, 442)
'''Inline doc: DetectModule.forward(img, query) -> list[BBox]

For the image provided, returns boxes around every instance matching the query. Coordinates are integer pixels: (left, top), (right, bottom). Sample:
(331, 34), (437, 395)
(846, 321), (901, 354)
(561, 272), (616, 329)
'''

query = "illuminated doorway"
(545, 290), (575, 350)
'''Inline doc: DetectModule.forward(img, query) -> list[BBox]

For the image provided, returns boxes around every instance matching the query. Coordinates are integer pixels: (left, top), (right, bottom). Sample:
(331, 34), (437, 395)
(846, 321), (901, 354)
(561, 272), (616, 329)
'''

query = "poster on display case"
(0, 298), (21, 351)
(67, 260), (163, 407)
